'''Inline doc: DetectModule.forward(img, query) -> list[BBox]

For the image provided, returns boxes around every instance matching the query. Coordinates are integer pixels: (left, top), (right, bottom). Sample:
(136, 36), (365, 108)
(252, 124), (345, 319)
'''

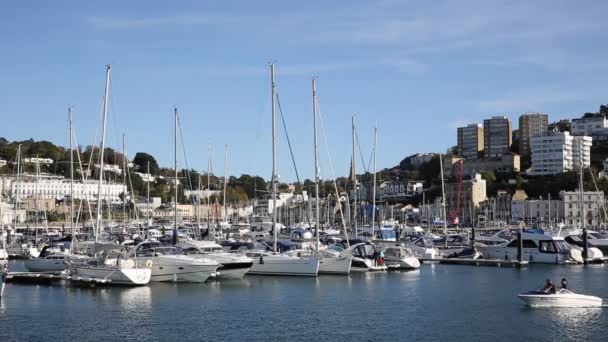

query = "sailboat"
(247, 64), (319, 276)
(68, 65), (151, 285)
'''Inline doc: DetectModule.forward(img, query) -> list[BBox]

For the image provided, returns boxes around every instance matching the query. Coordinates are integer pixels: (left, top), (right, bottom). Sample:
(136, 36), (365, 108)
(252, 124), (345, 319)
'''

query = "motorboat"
(24, 243), (77, 272)
(474, 230), (513, 247)
(518, 288), (603, 308)
(127, 241), (219, 283)
(178, 240), (253, 280)
(340, 241), (387, 272)
(403, 236), (440, 260)
(282, 246), (352, 275)
(67, 250), (151, 285)
(445, 246), (482, 260)
(477, 231), (583, 264)
(381, 245), (420, 269)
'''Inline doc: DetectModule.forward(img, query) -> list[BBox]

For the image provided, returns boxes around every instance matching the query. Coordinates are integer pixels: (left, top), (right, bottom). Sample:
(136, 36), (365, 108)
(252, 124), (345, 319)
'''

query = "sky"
(1, 1), (607, 182)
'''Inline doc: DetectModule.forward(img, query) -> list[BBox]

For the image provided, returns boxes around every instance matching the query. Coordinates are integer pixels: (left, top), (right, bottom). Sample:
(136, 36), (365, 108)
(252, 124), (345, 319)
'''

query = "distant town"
(1, 104), (608, 230)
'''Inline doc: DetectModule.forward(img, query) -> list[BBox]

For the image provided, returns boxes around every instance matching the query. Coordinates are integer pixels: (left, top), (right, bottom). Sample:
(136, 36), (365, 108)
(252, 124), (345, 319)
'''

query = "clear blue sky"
(1, 1), (607, 182)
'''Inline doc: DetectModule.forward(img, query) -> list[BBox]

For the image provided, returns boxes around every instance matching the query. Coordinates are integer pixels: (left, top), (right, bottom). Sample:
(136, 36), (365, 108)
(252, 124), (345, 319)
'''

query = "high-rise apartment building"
(484, 116), (512, 158)
(519, 112), (548, 157)
(457, 124), (484, 159)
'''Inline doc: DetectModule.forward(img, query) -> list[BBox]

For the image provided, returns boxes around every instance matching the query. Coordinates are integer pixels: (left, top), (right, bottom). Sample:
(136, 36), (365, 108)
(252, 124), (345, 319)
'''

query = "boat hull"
(319, 256), (352, 275)
(136, 256), (219, 283)
(384, 256), (421, 270)
(215, 262), (254, 280)
(248, 254), (319, 276)
(518, 291), (603, 308)
(70, 266), (151, 285)
(24, 258), (67, 272)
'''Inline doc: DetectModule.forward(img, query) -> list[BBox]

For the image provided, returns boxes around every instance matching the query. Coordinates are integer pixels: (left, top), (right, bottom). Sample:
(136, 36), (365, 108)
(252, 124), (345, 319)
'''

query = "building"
(529, 131), (592, 176)
(23, 157), (53, 165)
(484, 116), (512, 158)
(479, 190), (513, 223)
(409, 153), (436, 168)
(444, 173), (487, 225)
(457, 124), (484, 159)
(94, 164), (122, 175)
(380, 180), (423, 203)
(443, 154), (519, 177)
(0, 159), (6, 167)
(134, 172), (155, 182)
(2, 175), (127, 204)
(560, 191), (605, 228)
(571, 112), (608, 141)
(183, 189), (221, 201)
(511, 197), (563, 225)
(519, 112), (548, 157)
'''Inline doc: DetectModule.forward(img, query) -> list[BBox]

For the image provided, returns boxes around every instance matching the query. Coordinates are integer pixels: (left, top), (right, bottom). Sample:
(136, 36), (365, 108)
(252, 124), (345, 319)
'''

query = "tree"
(132, 152), (160, 174)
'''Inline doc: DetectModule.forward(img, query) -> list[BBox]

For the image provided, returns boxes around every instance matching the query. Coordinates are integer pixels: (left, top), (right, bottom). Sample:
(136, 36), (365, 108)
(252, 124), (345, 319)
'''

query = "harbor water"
(1, 262), (607, 341)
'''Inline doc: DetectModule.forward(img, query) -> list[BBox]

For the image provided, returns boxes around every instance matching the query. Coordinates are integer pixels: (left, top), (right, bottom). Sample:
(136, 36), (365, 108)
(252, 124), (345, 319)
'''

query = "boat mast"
(371, 127), (377, 236)
(146, 161), (150, 226)
(122, 133), (126, 234)
(270, 63), (278, 253)
(439, 154), (448, 244)
(352, 115), (357, 239)
(173, 107), (179, 245)
(14, 145), (21, 234)
(579, 144), (585, 231)
(95, 64), (111, 242)
(207, 144), (212, 240)
(68, 107), (74, 236)
(223, 145), (228, 225)
(312, 78), (320, 253)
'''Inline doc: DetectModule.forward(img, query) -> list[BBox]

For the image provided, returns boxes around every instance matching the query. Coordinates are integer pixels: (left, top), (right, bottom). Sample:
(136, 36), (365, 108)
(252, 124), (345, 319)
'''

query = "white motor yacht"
(381, 245), (420, 269)
(128, 241), (219, 283)
(68, 250), (151, 285)
(342, 242), (387, 272)
(403, 236), (441, 260)
(477, 230), (583, 264)
(518, 288), (603, 308)
(178, 240), (253, 280)
(24, 243), (75, 272)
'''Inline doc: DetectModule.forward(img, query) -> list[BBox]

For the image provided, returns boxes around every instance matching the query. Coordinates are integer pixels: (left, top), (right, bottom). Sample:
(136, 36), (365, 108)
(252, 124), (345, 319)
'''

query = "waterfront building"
(457, 124), (484, 159)
(444, 173), (487, 224)
(511, 197), (563, 225)
(484, 116), (512, 158)
(380, 180), (423, 203)
(529, 131), (591, 176)
(1, 174), (127, 203)
(519, 113), (548, 157)
(479, 190), (512, 223)
(559, 191), (605, 228)
(23, 157), (53, 165)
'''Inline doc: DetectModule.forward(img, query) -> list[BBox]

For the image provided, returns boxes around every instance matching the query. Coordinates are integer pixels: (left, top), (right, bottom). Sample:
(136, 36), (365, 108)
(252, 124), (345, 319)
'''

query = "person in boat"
(542, 279), (556, 294)
(379, 250), (385, 266)
(560, 278), (568, 290)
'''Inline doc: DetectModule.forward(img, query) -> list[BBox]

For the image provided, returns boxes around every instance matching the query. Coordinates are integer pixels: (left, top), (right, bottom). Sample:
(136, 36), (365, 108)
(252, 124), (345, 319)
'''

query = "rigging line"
(354, 126), (369, 173)
(72, 127), (96, 231)
(316, 99), (349, 247)
(176, 113), (198, 209)
(123, 141), (140, 224)
(275, 92), (312, 228)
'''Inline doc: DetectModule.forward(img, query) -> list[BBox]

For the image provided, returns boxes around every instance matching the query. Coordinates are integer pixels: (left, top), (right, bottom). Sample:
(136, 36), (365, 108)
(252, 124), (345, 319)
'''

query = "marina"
(2, 261), (608, 342)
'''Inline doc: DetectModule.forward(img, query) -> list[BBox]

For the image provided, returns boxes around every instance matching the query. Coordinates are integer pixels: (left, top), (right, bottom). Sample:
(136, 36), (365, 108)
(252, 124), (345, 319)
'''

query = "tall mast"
(14, 145), (21, 232)
(207, 144), (212, 240)
(95, 64), (111, 242)
(173, 107), (179, 245)
(270, 63), (278, 253)
(312, 78), (320, 253)
(371, 127), (377, 235)
(223, 145), (228, 224)
(68, 107), (74, 236)
(352, 115), (357, 239)
(579, 143), (585, 230)
(439, 154), (448, 241)
(122, 133), (126, 233)
(146, 161), (150, 226)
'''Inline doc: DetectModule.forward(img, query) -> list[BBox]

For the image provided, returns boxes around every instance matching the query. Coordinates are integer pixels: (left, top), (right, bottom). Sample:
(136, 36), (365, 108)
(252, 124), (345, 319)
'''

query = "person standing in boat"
(560, 278), (568, 290)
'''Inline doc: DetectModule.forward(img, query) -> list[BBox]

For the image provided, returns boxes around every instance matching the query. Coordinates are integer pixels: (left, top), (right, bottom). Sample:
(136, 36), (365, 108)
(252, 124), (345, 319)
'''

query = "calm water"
(1, 262), (607, 341)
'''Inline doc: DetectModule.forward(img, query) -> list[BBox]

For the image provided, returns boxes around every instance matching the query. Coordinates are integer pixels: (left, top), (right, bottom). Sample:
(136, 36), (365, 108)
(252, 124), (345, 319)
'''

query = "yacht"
(403, 236), (441, 260)
(127, 241), (219, 283)
(381, 245), (420, 269)
(246, 250), (320, 276)
(474, 230), (513, 246)
(564, 230), (608, 255)
(68, 250), (151, 285)
(23, 243), (76, 272)
(477, 231), (583, 264)
(178, 240), (253, 280)
(282, 246), (351, 275)
(341, 242), (387, 272)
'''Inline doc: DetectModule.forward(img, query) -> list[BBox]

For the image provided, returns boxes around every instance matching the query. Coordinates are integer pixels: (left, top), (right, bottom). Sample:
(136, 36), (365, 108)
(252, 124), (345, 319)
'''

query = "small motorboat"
(518, 288), (603, 308)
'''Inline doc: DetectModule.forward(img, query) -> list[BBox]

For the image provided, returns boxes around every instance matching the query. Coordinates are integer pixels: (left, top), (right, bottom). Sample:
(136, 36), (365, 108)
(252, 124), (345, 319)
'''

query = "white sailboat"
(179, 240), (253, 280)
(68, 65), (151, 286)
(247, 64), (319, 277)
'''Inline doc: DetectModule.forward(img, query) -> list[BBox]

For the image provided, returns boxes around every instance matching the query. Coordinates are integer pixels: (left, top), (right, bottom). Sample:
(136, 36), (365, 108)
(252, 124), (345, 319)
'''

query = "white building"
(560, 191), (605, 228)
(409, 153), (436, 168)
(184, 189), (221, 200)
(24, 157), (53, 165)
(0, 159), (6, 167)
(529, 131), (591, 176)
(94, 164), (122, 175)
(571, 114), (608, 140)
(380, 181), (423, 202)
(3, 175), (127, 204)
(511, 198), (563, 225)
(134, 172), (155, 182)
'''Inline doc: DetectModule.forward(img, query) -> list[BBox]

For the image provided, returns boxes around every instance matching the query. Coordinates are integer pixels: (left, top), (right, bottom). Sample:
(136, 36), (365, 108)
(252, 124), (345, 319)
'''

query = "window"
(539, 241), (557, 253)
